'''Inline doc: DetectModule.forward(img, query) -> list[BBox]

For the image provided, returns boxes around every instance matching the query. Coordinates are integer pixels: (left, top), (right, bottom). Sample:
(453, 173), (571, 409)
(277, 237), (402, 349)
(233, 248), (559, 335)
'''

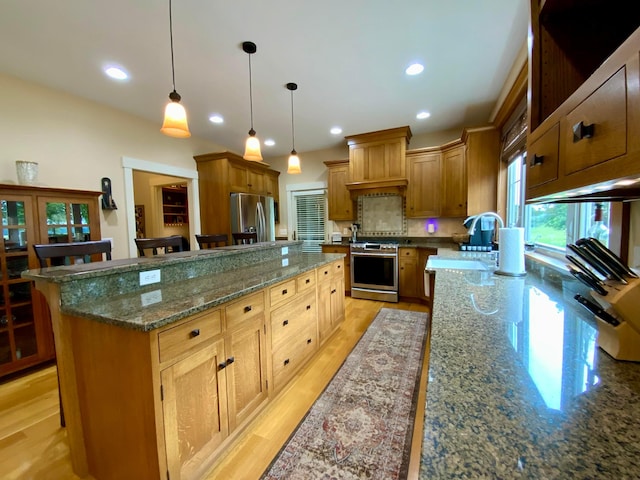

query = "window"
(506, 160), (611, 256)
(291, 190), (327, 253)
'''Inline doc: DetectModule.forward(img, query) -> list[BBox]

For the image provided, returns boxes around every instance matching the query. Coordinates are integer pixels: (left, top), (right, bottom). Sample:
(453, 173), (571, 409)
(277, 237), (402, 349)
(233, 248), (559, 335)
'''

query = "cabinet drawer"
(323, 246), (348, 254)
(158, 309), (222, 363)
(296, 270), (316, 293)
(561, 67), (627, 175)
(225, 291), (265, 328)
(318, 263), (332, 281)
(399, 247), (416, 258)
(269, 278), (297, 308)
(272, 324), (318, 389)
(527, 123), (559, 188)
(271, 290), (316, 351)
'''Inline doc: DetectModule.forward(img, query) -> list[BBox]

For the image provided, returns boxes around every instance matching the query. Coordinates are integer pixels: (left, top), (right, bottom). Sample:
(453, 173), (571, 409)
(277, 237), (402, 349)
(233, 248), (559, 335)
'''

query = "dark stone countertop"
(420, 250), (640, 478)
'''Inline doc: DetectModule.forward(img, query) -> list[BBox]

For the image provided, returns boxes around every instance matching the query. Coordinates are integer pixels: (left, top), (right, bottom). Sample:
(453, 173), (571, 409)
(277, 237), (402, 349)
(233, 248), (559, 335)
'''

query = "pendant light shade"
(286, 82), (301, 174)
(160, 0), (190, 138)
(242, 41), (263, 161)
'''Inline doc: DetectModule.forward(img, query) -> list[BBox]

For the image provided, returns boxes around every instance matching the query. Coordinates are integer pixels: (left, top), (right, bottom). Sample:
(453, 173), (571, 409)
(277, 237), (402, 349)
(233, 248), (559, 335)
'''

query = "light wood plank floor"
(0, 298), (429, 480)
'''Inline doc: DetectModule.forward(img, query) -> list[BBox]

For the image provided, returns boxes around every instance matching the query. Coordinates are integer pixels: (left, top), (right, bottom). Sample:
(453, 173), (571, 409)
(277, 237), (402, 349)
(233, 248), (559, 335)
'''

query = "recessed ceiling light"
(405, 63), (424, 76)
(209, 114), (224, 124)
(416, 111), (431, 120)
(330, 127), (342, 135)
(264, 139), (275, 146)
(104, 66), (128, 80)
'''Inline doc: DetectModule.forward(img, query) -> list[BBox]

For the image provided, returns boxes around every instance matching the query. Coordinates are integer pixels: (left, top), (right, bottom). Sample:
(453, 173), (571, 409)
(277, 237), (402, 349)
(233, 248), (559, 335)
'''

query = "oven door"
(351, 252), (398, 292)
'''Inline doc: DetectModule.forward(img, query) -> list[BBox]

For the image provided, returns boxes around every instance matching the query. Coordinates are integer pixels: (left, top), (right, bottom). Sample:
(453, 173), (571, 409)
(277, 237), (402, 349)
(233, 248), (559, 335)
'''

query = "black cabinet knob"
(282, 289), (288, 295)
(284, 358), (290, 366)
(226, 356), (235, 365)
(283, 319), (289, 326)
(529, 154), (544, 167)
(306, 305), (311, 310)
(573, 121), (594, 142)
(306, 279), (310, 284)
(307, 338), (312, 344)
(190, 329), (200, 338)
(218, 361), (227, 370)
(244, 305), (252, 313)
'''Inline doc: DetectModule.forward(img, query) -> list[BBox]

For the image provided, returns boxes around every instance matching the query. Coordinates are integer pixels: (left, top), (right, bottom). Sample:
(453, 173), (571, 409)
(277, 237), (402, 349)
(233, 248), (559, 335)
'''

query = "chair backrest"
(135, 235), (184, 257)
(232, 232), (258, 245)
(196, 234), (228, 249)
(33, 240), (113, 267)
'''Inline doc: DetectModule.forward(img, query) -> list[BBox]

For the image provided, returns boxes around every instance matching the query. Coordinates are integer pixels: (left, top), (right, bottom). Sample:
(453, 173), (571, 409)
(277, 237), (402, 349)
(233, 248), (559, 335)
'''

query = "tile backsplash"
(357, 194), (406, 236)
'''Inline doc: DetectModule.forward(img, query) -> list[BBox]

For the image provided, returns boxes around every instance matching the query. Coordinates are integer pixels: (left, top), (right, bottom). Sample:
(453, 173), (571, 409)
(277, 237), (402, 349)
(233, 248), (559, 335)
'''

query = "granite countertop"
(35, 252), (342, 332)
(420, 250), (640, 478)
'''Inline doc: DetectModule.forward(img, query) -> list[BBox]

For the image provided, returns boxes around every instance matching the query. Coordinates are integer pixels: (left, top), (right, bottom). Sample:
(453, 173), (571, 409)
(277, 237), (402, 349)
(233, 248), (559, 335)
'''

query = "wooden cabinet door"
(37, 194), (101, 244)
(161, 338), (229, 480)
(406, 152), (441, 218)
(441, 145), (467, 217)
(330, 275), (345, 326)
(224, 314), (268, 431)
(228, 163), (249, 192)
(327, 164), (354, 220)
(317, 275), (332, 344)
(418, 248), (437, 306)
(246, 168), (265, 194)
(264, 171), (279, 199)
(398, 248), (418, 298)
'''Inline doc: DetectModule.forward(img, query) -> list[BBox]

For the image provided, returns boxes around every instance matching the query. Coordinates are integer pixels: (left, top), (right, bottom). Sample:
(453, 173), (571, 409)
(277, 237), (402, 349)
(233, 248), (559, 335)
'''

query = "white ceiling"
(0, 0), (529, 158)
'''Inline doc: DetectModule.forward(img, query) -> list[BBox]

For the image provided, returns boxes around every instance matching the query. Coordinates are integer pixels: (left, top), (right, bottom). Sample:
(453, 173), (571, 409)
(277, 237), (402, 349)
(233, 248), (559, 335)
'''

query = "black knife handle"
(574, 294), (620, 326)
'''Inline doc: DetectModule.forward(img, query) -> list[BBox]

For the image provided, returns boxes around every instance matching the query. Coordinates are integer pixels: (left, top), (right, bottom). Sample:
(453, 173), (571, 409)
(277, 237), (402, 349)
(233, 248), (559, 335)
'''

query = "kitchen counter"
(23, 241), (343, 331)
(421, 250), (640, 478)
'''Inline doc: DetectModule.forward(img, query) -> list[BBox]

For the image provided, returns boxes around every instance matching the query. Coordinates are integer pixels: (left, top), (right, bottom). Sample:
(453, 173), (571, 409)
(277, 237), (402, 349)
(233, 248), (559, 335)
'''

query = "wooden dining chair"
(135, 235), (184, 257)
(32, 239), (113, 428)
(196, 234), (228, 249)
(33, 240), (113, 267)
(232, 232), (258, 245)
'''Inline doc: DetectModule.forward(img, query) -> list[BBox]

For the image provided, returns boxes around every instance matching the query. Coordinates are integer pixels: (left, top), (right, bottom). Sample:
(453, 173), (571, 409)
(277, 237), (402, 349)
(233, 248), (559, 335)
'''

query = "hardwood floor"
(0, 298), (430, 480)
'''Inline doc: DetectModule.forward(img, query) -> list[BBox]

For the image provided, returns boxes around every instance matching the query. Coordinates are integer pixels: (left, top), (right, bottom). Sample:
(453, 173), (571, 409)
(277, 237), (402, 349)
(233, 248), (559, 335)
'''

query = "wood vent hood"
(344, 126), (412, 197)
(345, 178), (408, 196)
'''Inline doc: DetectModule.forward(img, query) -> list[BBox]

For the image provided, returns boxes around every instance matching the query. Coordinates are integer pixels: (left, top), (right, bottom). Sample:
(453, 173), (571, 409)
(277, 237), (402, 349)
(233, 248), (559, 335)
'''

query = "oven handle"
(350, 251), (398, 258)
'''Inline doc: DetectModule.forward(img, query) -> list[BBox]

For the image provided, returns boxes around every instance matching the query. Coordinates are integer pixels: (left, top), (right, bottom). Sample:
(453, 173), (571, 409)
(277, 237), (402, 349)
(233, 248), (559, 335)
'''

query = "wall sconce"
(101, 177), (117, 210)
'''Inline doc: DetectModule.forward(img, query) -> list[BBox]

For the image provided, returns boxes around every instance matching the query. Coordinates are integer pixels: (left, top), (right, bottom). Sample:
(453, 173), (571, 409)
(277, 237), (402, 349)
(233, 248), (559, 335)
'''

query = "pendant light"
(160, 0), (191, 138)
(286, 82), (301, 174)
(242, 41), (263, 161)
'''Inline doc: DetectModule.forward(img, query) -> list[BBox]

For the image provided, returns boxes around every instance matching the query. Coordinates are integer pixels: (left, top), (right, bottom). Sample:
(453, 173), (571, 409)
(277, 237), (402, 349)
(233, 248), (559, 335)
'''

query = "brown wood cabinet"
(405, 149), (441, 218)
(320, 245), (350, 294)
(345, 126), (411, 183)
(194, 152), (280, 239)
(324, 160), (355, 221)
(462, 126), (500, 216)
(398, 247), (418, 299)
(440, 143), (467, 217)
(526, 1), (640, 201)
(317, 259), (345, 345)
(0, 184), (101, 379)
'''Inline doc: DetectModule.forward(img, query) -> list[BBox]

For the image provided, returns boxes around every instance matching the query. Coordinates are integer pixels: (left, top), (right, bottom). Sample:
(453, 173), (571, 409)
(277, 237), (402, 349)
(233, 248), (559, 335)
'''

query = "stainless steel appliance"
(350, 242), (399, 302)
(230, 193), (276, 242)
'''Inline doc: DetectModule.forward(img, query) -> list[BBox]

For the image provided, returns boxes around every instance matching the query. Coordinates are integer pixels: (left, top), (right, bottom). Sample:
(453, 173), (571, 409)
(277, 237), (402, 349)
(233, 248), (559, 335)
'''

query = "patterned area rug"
(261, 307), (430, 480)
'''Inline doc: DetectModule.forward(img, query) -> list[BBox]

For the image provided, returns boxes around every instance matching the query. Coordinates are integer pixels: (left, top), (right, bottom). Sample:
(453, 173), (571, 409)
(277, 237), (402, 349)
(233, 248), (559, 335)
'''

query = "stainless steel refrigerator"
(230, 193), (276, 242)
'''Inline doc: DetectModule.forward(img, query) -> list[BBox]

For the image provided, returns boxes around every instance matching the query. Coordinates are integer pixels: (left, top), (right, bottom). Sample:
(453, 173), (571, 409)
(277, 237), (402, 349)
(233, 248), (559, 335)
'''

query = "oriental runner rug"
(261, 307), (430, 480)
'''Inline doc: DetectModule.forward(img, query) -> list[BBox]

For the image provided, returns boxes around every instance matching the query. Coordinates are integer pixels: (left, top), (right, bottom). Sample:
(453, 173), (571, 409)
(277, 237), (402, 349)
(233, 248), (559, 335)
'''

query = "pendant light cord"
(169, 0), (176, 92)
(290, 89), (296, 151)
(248, 53), (254, 131)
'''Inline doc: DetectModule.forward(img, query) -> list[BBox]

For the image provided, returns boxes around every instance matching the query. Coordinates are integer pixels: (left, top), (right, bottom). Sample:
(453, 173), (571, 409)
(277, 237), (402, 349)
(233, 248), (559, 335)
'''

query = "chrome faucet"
(466, 212), (504, 236)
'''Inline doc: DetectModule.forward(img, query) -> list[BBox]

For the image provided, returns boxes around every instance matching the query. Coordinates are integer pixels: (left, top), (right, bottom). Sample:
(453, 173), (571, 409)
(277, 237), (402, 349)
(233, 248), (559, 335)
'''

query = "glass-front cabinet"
(0, 185), (101, 378)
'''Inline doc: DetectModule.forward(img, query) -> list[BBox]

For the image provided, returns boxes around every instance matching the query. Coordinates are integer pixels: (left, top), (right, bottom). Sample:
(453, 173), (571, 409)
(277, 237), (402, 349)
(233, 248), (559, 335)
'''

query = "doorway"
(122, 157), (200, 258)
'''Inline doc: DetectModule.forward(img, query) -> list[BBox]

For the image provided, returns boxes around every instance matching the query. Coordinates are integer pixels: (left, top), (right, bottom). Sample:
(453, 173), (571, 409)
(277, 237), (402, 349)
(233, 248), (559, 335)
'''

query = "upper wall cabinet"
(526, 1), (640, 201)
(324, 160), (355, 221)
(405, 149), (441, 218)
(194, 152), (280, 239)
(461, 127), (500, 216)
(440, 143), (467, 218)
(344, 126), (411, 195)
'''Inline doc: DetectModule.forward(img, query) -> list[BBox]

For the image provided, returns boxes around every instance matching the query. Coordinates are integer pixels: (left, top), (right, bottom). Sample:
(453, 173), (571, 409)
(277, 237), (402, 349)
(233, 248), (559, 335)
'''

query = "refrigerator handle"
(257, 201), (266, 242)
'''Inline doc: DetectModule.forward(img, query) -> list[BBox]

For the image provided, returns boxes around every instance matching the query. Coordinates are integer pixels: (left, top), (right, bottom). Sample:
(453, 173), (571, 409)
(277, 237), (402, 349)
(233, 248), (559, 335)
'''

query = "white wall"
(0, 73), (224, 259)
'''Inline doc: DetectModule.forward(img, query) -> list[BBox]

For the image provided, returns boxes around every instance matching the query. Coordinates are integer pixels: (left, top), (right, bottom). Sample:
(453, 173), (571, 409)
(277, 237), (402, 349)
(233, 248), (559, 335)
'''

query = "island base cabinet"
(317, 260), (345, 344)
(161, 339), (229, 480)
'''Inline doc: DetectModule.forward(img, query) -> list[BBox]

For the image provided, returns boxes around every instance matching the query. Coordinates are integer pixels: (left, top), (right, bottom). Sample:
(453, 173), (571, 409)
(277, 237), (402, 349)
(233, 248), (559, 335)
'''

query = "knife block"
(591, 278), (640, 332)
(591, 278), (640, 361)
(595, 315), (640, 362)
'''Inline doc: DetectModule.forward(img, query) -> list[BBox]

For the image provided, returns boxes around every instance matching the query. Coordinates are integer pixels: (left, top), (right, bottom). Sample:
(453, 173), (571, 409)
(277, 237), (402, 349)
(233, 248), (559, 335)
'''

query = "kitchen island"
(23, 241), (346, 480)
(421, 250), (640, 478)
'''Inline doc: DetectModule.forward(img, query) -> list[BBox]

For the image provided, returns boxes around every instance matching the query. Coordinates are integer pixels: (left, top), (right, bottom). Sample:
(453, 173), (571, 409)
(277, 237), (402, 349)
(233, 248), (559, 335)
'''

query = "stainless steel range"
(350, 242), (399, 302)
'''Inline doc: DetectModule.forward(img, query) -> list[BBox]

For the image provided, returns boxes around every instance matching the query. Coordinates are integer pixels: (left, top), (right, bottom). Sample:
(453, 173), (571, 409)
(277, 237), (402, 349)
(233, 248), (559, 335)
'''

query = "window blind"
(295, 193), (326, 253)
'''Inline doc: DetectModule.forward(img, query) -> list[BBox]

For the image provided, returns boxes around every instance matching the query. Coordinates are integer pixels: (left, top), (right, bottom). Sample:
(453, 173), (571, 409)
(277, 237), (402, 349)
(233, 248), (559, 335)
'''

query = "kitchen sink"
(426, 257), (490, 271)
